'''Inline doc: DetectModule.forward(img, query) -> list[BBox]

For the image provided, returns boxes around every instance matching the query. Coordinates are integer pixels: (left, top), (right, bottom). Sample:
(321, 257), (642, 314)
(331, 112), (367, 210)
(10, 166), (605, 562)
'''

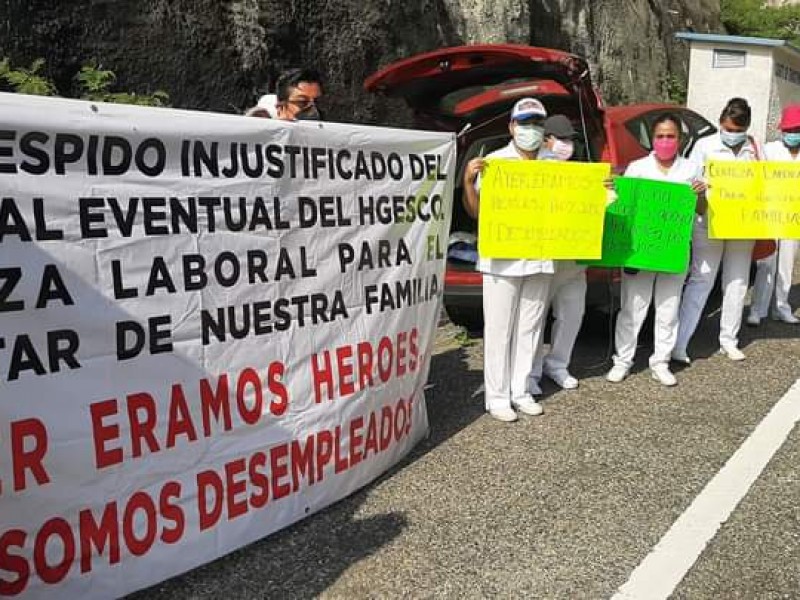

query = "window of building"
(713, 49), (747, 68)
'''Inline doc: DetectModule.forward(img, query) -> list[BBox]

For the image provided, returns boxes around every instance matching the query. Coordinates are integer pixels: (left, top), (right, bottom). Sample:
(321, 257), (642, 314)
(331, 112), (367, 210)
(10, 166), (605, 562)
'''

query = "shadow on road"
(539, 279), (800, 389)
(129, 277), (800, 598)
(128, 338), (483, 599)
(129, 493), (408, 599)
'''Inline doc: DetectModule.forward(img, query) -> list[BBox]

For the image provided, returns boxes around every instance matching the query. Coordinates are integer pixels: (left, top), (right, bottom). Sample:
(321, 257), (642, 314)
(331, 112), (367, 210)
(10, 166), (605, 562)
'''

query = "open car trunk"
(364, 44), (604, 131)
(366, 43), (608, 234)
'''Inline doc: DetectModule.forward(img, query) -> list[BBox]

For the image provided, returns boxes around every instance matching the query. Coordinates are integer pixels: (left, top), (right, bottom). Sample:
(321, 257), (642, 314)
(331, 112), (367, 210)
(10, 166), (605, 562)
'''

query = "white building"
(676, 32), (800, 142)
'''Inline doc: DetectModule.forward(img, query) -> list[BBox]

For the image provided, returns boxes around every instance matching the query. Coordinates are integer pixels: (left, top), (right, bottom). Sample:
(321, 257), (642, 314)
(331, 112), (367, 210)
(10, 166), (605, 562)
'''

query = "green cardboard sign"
(580, 177), (696, 273)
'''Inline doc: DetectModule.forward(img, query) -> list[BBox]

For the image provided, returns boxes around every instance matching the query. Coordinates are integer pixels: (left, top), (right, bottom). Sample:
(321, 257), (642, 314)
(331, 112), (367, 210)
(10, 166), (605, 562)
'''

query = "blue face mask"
(513, 124), (544, 151)
(538, 147), (555, 160)
(783, 132), (800, 148)
(720, 129), (748, 148)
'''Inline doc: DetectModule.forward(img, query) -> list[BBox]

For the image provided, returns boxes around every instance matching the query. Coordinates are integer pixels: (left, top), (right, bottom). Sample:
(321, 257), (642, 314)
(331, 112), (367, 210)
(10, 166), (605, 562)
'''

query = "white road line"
(612, 378), (800, 600)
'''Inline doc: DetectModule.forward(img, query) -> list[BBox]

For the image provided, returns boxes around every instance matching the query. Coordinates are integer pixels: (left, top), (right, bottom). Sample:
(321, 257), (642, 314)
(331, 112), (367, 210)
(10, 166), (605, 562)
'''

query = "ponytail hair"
(720, 97), (751, 127)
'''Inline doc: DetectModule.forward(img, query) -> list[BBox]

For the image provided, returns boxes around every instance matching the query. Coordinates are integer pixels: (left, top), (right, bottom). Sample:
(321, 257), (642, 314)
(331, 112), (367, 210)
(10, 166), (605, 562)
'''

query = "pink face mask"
(653, 137), (679, 161)
(552, 139), (575, 161)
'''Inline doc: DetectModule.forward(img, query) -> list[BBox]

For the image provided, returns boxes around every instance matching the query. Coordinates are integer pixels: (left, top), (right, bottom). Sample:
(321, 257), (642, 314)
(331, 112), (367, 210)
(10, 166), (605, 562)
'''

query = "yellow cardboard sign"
(707, 159), (800, 239)
(478, 159), (611, 259)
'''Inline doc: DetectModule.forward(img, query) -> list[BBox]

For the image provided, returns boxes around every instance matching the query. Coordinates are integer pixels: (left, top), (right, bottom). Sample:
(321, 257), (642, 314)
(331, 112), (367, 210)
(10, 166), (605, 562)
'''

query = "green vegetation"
(0, 58), (169, 106)
(0, 58), (56, 95)
(662, 72), (688, 105)
(454, 327), (476, 348)
(721, 0), (800, 45)
(76, 62), (169, 106)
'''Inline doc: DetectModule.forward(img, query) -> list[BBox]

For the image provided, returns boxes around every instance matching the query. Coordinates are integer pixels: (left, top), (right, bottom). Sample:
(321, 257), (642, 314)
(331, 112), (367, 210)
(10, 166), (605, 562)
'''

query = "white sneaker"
(746, 313), (762, 327)
(606, 365), (629, 383)
(772, 312), (800, 324)
(651, 364), (677, 387)
(545, 368), (579, 390)
(671, 349), (691, 365)
(719, 345), (746, 361)
(511, 396), (544, 416)
(488, 407), (518, 422)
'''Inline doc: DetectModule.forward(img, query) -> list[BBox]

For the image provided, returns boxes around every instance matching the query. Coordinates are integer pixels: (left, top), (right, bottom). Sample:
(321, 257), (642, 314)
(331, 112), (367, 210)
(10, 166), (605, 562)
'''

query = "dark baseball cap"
(543, 115), (577, 138)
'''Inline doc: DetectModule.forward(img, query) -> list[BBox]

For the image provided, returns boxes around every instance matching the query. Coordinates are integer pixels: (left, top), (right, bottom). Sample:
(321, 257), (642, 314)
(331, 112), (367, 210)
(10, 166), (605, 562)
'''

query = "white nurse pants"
(612, 270), (685, 369)
(531, 265), (586, 381)
(750, 239), (798, 319)
(676, 220), (754, 352)
(483, 273), (552, 411)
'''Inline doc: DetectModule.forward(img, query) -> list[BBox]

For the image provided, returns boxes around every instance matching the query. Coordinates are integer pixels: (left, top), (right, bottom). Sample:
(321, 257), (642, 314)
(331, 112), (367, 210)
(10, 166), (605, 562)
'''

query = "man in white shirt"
(674, 98), (759, 363)
(748, 104), (800, 326)
(463, 98), (551, 422)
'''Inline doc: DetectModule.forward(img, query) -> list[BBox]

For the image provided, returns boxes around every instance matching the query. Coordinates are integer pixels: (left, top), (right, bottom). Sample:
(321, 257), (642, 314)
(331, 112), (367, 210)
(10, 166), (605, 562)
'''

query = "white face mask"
(720, 129), (747, 148)
(552, 139), (575, 160)
(514, 124), (544, 151)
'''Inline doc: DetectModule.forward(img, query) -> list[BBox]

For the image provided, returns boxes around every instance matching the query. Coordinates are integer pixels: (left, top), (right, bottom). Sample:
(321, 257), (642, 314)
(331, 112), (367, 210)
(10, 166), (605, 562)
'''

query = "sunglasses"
(286, 98), (320, 111)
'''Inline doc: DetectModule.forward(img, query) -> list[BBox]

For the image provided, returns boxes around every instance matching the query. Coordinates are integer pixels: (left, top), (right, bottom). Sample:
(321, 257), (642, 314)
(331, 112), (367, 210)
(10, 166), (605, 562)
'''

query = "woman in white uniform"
(674, 97), (760, 363)
(531, 114), (586, 391)
(463, 98), (552, 422)
(606, 113), (706, 386)
(747, 104), (800, 326)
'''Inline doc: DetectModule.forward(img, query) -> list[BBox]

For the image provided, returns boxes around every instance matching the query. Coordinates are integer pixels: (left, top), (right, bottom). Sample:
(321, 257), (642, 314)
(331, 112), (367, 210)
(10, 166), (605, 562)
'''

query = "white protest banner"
(0, 92), (455, 598)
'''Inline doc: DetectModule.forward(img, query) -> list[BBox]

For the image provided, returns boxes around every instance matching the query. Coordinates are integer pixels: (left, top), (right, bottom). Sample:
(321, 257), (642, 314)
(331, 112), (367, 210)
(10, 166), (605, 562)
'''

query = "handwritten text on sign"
(0, 93), (455, 599)
(478, 159), (610, 259)
(581, 177), (696, 273)
(707, 159), (800, 239)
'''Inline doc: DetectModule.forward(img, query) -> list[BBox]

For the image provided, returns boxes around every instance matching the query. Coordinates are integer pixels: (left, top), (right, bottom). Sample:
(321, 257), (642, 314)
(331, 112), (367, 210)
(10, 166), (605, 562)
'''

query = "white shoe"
(671, 349), (691, 365)
(772, 312), (800, 324)
(511, 396), (544, 416)
(719, 345), (746, 361)
(488, 407), (518, 422)
(746, 313), (762, 327)
(651, 364), (677, 387)
(545, 368), (579, 390)
(606, 365), (629, 383)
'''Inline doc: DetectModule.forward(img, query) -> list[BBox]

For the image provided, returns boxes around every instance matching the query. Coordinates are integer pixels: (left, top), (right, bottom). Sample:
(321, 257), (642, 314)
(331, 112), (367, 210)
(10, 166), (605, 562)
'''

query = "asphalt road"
(131, 285), (800, 599)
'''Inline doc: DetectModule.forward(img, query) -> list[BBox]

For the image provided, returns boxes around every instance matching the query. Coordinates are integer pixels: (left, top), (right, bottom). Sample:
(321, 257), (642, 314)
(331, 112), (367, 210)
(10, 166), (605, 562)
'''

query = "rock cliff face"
(526, 0), (722, 104)
(0, 0), (721, 124)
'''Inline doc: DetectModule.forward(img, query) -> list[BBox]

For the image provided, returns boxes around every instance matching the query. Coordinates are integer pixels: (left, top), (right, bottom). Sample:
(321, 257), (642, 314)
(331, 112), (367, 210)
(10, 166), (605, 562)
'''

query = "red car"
(365, 44), (761, 331)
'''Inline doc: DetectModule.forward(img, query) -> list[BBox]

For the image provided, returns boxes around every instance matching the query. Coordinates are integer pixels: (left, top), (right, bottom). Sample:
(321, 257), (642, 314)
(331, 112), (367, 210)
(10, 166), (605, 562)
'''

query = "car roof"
(604, 104), (682, 122)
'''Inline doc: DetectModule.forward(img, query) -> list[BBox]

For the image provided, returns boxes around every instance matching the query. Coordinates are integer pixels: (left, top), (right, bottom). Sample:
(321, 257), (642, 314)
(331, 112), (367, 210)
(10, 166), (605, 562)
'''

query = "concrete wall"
(685, 42), (774, 143)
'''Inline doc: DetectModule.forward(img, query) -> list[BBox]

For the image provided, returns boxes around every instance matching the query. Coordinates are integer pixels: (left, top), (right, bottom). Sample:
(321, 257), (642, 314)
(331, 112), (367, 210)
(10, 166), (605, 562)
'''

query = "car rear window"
(624, 110), (713, 156)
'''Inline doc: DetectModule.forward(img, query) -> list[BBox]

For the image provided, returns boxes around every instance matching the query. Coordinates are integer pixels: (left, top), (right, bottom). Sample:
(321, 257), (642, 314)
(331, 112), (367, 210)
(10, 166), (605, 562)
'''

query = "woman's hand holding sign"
(691, 178), (707, 214)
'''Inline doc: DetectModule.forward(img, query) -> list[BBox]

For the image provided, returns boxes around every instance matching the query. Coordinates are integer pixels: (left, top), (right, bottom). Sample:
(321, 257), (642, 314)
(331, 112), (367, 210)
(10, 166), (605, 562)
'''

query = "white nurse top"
(624, 152), (698, 183)
(690, 132), (761, 178)
(764, 140), (800, 161)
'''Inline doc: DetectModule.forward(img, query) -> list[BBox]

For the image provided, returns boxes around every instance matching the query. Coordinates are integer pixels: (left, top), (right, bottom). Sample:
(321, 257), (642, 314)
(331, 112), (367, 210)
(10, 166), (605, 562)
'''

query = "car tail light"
(585, 267), (620, 284)
(445, 268), (482, 287)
